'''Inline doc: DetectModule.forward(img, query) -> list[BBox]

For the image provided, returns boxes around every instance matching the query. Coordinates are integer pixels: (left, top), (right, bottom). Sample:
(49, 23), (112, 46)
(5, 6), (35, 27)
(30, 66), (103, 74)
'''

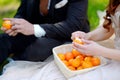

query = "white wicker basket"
(53, 44), (108, 79)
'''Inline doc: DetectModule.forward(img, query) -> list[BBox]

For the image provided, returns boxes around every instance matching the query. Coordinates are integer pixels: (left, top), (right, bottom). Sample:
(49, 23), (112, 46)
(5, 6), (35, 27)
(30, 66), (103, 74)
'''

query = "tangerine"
(68, 66), (76, 71)
(91, 57), (100, 66)
(2, 20), (12, 30)
(82, 61), (93, 69)
(57, 53), (65, 60)
(68, 59), (74, 66)
(84, 56), (92, 62)
(76, 54), (84, 61)
(73, 37), (84, 45)
(72, 49), (81, 57)
(77, 66), (83, 70)
(65, 52), (74, 61)
(71, 58), (81, 68)
(62, 60), (69, 66)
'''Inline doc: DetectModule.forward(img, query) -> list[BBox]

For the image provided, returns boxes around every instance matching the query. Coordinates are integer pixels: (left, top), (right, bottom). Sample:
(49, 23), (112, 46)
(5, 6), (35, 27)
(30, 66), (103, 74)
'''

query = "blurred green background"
(88, 0), (108, 30)
(0, 0), (20, 26)
(0, 0), (108, 31)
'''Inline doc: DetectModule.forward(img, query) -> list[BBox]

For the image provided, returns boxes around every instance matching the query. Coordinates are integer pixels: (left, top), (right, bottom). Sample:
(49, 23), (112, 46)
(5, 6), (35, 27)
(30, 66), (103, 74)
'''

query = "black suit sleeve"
(41, 0), (90, 41)
(14, 0), (27, 18)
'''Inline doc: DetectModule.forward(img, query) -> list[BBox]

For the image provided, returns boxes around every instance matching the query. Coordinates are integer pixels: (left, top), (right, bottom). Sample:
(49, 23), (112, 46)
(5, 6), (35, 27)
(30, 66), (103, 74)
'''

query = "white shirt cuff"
(34, 24), (46, 37)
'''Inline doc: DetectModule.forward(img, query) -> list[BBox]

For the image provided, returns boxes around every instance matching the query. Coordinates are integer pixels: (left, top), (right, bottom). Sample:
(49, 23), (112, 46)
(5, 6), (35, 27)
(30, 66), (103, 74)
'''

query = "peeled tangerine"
(73, 38), (84, 45)
(2, 20), (12, 29)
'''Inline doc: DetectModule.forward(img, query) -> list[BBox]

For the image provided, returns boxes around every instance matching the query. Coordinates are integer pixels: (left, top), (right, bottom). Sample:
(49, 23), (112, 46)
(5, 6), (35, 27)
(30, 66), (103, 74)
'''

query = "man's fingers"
(12, 24), (19, 30)
(14, 29), (22, 33)
(3, 18), (14, 21)
(5, 29), (13, 34)
(8, 31), (17, 36)
(3, 18), (21, 26)
(12, 32), (18, 36)
(1, 27), (7, 31)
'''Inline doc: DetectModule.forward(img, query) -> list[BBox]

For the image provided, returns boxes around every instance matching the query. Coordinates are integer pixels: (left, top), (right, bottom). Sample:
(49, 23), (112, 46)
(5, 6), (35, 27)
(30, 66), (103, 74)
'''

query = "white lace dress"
(111, 5), (120, 50)
(0, 5), (120, 80)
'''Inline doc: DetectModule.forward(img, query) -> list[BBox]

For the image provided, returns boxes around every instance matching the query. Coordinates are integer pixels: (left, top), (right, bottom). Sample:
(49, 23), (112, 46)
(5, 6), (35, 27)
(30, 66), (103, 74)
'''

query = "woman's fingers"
(81, 39), (93, 44)
(73, 42), (85, 50)
(71, 31), (86, 40)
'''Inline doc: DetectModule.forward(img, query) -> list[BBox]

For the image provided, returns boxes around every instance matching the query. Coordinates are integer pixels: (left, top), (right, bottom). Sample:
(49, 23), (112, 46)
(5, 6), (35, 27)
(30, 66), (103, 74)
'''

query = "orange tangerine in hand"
(73, 38), (84, 45)
(2, 20), (12, 30)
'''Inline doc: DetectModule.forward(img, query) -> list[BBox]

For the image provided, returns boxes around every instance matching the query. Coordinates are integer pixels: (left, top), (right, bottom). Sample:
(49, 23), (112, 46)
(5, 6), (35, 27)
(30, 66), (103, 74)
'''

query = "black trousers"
(0, 34), (63, 63)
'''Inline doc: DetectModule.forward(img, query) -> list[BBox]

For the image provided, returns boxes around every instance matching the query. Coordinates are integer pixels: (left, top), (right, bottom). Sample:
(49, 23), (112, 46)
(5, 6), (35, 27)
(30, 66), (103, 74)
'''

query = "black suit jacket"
(15, 0), (90, 41)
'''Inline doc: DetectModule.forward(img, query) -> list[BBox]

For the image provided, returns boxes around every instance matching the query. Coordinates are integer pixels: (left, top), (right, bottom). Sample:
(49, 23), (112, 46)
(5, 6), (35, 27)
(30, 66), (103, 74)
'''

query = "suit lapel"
(48, 0), (61, 16)
(48, 0), (55, 17)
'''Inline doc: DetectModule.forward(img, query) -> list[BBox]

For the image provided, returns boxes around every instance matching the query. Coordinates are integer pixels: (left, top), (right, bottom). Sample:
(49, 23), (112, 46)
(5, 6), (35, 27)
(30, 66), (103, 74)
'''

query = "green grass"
(88, 0), (108, 30)
(0, 0), (20, 6)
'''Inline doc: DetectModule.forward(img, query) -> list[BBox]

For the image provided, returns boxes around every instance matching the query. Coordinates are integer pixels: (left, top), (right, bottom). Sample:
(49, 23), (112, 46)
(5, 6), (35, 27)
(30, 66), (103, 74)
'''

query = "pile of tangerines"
(57, 38), (100, 71)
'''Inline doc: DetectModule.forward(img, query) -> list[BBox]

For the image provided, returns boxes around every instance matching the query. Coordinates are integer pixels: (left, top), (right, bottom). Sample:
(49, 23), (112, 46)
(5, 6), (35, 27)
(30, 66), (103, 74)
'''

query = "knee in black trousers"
(16, 38), (63, 61)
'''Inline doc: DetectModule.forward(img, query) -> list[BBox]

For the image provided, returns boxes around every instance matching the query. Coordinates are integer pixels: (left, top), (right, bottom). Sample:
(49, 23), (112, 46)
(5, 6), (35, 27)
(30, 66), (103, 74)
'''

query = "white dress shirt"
(33, 0), (51, 37)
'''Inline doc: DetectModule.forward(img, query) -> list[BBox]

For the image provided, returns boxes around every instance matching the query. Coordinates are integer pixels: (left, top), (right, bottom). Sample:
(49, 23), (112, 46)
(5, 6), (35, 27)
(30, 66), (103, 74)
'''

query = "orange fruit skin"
(77, 66), (83, 70)
(57, 53), (65, 60)
(84, 56), (92, 62)
(65, 52), (74, 61)
(62, 60), (70, 66)
(82, 61), (93, 69)
(72, 49), (81, 57)
(2, 20), (12, 29)
(76, 54), (84, 61)
(91, 57), (101, 66)
(68, 66), (76, 71)
(73, 38), (84, 45)
(68, 59), (74, 66)
(71, 58), (81, 68)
